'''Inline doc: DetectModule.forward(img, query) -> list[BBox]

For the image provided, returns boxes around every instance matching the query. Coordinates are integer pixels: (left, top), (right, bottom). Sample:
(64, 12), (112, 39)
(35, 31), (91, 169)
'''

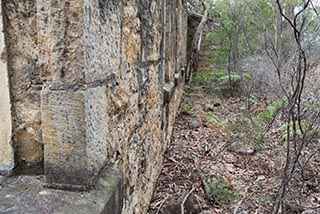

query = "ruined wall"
(116, 2), (187, 212)
(1, 0), (188, 213)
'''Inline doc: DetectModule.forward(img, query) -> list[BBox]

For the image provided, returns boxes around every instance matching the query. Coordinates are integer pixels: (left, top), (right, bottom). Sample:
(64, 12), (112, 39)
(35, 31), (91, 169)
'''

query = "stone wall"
(1, 0), (188, 213)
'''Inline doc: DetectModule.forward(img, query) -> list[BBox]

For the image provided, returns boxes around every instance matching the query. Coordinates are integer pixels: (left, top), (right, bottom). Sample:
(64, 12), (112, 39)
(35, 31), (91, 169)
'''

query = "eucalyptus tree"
(187, 0), (320, 212)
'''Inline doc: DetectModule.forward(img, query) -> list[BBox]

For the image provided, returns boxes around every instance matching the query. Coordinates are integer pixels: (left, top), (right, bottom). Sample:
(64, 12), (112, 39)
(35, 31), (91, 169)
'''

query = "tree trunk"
(187, 8), (208, 79)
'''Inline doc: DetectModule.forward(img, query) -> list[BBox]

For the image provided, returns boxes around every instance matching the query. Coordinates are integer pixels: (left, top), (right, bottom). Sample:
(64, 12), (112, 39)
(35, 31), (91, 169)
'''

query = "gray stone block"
(41, 89), (91, 188)
(41, 86), (112, 189)
(0, 168), (123, 214)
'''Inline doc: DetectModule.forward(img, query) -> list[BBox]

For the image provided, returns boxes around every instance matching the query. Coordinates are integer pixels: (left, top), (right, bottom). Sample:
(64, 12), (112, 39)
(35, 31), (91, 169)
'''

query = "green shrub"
(193, 70), (216, 85)
(205, 175), (240, 205)
(256, 140), (266, 149)
(258, 99), (286, 123)
(305, 101), (320, 111)
(278, 121), (320, 141)
(205, 32), (215, 41)
(217, 73), (241, 83)
(248, 94), (259, 104)
(182, 105), (195, 116)
(207, 112), (222, 126)
(192, 69), (243, 86)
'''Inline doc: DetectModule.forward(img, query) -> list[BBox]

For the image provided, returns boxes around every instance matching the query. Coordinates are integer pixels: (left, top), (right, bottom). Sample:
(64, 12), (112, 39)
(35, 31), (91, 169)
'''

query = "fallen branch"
(156, 195), (169, 214)
(167, 156), (187, 169)
(233, 187), (249, 214)
(181, 185), (196, 214)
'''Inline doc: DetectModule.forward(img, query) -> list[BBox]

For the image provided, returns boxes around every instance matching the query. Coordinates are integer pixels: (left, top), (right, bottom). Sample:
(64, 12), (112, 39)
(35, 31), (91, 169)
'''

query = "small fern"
(277, 121), (320, 141)
(182, 105), (195, 116)
(207, 112), (222, 126)
(258, 99), (286, 123)
(218, 73), (241, 84)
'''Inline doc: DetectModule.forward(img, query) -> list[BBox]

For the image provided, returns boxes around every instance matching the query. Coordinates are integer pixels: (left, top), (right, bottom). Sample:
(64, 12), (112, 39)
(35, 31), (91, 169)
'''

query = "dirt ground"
(147, 63), (320, 213)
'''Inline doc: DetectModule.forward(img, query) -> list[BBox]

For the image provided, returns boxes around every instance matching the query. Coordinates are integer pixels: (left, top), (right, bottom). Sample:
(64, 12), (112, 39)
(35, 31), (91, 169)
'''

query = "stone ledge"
(163, 82), (175, 104)
(0, 169), (123, 214)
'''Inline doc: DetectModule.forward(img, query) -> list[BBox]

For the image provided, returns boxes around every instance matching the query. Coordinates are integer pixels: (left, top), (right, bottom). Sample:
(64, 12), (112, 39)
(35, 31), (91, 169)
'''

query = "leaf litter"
(148, 71), (320, 213)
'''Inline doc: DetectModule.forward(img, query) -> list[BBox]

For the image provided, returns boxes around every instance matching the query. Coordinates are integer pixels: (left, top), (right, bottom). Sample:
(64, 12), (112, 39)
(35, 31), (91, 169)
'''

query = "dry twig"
(156, 195), (169, 214)
(233, 187), (249, 214)
(181, 185), (196, 214)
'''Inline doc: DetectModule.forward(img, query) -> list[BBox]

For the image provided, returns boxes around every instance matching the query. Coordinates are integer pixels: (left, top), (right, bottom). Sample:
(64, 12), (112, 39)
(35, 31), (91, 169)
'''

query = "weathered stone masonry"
(0, 0), (187, 213)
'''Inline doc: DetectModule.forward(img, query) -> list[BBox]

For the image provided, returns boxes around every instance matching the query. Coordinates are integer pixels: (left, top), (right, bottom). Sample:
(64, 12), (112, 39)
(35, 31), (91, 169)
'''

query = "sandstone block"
(16, 128), (43, 164)
(41, 89), (91, 188)
(85, 86), (110, 176)
(122, 3), (141, 63)
(42, 86), (113, 188)
(139, 1), (162, 62)
(38, 0), (85, 84)
(83, 0), (122, 83)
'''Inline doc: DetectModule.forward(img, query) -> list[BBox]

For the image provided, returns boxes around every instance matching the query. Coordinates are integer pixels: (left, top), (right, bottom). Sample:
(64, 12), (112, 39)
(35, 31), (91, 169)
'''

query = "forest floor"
(148, 46), (320, 213)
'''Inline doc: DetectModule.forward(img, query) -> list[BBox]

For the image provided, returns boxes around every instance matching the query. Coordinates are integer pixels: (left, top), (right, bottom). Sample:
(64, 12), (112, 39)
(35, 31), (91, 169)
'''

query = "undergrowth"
(258, 99), (286, 123)
(204, 174), (240, 205)
(182, 105), (195, 116)
(191, 69), (251, 98)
